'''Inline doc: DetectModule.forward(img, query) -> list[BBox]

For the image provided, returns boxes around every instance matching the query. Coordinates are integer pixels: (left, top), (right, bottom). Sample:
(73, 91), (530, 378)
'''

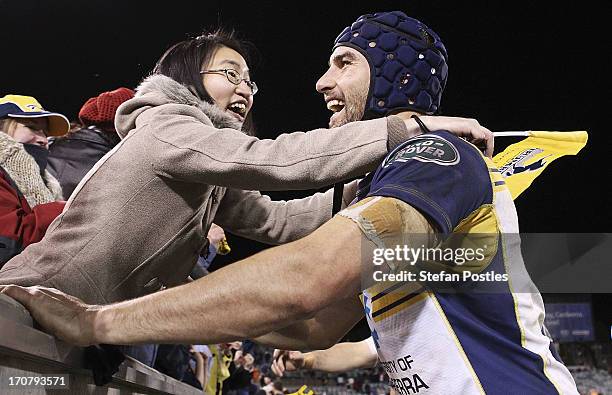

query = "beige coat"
(0, 75), (408, 304)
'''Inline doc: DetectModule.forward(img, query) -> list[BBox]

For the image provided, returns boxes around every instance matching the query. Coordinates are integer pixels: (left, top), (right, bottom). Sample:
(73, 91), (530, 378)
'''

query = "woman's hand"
(400, 115), (494, 157)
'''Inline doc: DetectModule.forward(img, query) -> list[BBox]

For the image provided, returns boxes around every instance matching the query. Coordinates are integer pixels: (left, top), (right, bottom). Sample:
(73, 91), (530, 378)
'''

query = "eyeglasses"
(200, 68), (258, 95)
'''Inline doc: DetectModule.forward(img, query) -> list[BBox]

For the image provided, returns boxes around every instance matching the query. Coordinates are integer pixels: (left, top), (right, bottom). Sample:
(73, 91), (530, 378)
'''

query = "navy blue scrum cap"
(334, 11), (448, 118)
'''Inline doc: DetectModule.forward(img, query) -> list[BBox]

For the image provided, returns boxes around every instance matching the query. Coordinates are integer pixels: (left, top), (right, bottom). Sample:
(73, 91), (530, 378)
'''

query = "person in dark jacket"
(0, 95), (69, 267)
(47, 87), (135, 198)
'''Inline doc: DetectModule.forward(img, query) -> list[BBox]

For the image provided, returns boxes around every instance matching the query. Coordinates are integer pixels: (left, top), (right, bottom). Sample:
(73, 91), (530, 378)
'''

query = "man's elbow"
(286, 269), (335, 320)
(289, 287), (327, 320)
(283, 225), (360, 318)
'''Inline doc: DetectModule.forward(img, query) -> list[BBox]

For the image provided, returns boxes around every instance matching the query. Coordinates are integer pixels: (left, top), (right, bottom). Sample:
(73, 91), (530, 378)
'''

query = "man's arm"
(271, 337), (377, 376)
(0, 215), (372, 346)
(254, 296), (364, 350)
(1, 197), (435, 347)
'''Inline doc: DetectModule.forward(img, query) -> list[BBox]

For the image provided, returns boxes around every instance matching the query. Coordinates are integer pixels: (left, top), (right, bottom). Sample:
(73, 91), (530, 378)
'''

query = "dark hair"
(152, 29), (257, 134)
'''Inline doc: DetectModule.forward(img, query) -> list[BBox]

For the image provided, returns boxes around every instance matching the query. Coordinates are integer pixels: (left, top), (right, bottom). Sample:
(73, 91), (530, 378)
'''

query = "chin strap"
(332, 182), (344, 216)
(411, 114), (431, 134)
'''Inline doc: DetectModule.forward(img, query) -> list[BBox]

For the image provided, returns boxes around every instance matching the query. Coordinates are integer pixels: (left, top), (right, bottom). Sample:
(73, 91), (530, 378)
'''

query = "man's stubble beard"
(330, 84), (369, 128)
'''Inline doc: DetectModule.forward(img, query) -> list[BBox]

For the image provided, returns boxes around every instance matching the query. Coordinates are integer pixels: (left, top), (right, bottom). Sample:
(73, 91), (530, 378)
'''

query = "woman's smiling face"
(201, 45), (254, 124)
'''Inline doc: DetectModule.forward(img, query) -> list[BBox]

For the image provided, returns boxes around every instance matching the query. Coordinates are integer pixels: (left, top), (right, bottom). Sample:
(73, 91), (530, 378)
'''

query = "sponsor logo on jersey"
(499, 148), (550, 177)
(383, 135), (460, 168)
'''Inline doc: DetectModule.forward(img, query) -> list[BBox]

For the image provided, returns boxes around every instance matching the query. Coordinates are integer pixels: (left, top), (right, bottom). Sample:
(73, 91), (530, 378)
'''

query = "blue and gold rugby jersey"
(354, 131), (577, 395)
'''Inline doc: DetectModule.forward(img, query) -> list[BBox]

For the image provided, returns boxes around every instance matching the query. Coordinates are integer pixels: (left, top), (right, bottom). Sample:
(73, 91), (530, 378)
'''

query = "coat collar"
(115, 74), (243, 138)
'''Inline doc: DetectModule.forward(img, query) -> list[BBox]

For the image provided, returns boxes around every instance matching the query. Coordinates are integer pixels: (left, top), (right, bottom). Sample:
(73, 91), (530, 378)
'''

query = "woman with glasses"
(0, 30), (490, 308)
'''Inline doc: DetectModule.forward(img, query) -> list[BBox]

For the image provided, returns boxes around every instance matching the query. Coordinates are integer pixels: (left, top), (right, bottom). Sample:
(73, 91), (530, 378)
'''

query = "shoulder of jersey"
(382, 133), (461, 168)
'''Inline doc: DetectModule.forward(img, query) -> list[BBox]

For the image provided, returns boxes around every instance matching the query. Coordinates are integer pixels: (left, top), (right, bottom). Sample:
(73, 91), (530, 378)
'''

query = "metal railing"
(0, 293), (201, 394)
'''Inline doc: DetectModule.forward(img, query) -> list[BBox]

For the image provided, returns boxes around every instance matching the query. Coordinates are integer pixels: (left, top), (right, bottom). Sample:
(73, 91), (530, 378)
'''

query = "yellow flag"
(217, 237), (231, 255)
(492, 131), (588, 199)
(288, 385), (314, 395)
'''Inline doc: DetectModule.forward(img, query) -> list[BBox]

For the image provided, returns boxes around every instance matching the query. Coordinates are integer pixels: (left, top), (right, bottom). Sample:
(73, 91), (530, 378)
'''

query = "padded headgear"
(334, 11), (448, 118)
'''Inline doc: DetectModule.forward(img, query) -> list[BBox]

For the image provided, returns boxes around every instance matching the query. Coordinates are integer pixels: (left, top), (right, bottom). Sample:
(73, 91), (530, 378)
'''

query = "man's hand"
(0, 285), (98, 346)
(400, 115), (494, 157)
(271, 349), (310, 377)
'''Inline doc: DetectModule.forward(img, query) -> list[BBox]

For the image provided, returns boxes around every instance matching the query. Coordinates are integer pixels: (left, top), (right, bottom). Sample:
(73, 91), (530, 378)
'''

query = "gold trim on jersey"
(373, 292), (429, 322)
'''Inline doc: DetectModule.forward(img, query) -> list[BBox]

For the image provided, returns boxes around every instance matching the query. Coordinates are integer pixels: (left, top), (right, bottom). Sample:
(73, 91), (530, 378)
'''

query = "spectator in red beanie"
(47, 87), (135, 198)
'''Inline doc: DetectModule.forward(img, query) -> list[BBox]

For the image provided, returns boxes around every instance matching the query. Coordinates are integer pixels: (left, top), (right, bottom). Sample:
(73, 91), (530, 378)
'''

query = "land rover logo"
(383, 135), (460, 167)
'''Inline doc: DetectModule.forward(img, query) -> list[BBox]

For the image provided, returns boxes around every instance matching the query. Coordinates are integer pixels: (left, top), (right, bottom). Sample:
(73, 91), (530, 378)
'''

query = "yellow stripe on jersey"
(368, 279), (421, 300)
(373, 292), (429, 323)
(366, 281), (425, 322)
(371, 282), (423, 312)
(366, 281), (395, 298)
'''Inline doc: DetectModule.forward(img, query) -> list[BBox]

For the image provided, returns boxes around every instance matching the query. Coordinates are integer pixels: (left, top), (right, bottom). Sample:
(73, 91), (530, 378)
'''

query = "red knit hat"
(78, 87), (135, 128)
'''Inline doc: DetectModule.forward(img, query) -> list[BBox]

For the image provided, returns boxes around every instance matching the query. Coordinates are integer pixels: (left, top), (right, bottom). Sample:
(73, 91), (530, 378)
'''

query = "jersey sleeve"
(366, 131), (493, 234)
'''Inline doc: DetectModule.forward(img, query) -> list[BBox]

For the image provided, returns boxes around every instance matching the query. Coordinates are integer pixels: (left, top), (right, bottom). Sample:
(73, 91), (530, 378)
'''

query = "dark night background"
(1, 1), (609, 341)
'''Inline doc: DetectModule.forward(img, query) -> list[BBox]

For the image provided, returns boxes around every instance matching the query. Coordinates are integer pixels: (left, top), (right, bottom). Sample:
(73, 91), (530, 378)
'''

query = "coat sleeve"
(213, 180), (360, 245)
(148, 108), (408, 191)
(19, 202), (65, 246)
(0, 174), (65, 263)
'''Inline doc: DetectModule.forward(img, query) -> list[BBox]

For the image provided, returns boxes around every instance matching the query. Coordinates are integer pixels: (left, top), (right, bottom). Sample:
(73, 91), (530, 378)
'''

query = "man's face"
(316, 46), (370, 128)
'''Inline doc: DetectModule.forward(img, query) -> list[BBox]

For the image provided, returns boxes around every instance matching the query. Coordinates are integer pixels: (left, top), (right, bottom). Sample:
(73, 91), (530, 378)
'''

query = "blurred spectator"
(0, 94), (68, 267)
(272, 381), (285, 395)
(122, 342), (159, 368)
(224, 350), (256, 395)
(259, 378), (284, 395)
(153, 344), (203, 389)
(191, 345), (210, 389)
(259, 375), (272, 388)
(194, 345), (214, 387)
(251, 366), (261, 388)
(47, 87), (134, 198)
